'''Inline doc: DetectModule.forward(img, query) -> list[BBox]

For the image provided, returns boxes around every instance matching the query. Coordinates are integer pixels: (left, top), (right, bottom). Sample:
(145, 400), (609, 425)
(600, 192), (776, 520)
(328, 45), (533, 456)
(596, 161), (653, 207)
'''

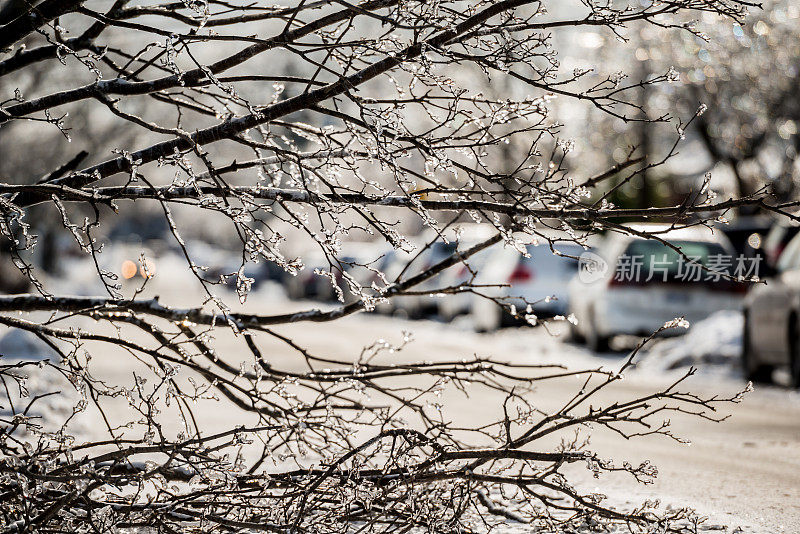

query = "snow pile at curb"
(636, 310), (743, 373)
(0, 329), (57, 361)
(0, 330), (83, 435)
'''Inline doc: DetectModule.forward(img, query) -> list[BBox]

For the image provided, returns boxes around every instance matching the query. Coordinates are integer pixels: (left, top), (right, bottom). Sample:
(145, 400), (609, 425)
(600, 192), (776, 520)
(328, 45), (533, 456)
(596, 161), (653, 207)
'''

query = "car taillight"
(718, 280), (749, 294)
(509, 264), (533, 284)
(608, 277), (639, 288)
(769, 244), (785, 266)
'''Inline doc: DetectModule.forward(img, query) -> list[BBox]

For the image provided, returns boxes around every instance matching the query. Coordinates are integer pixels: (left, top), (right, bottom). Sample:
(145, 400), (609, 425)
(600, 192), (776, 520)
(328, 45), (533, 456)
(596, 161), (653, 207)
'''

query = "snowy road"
(18, 266), (800, 533)
(271, 311), (800, 533)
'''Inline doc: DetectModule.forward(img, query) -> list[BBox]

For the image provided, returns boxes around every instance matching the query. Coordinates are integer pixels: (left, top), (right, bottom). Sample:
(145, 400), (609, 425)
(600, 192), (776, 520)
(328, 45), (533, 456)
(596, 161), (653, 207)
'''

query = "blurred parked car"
(469, 236), (587, 331)
(328, 241), (394, 302)
(285, 248), (330, 300)
(714, 215), (771, 274)
(286, 241), (391, 302)
(373, 247), (416, 315)
(205, 259), (272, 293)
(761, 218), (800, 274)
(742, 231), (800, 387)
(568, 225), (744, 351)
(436, 244), (499, 321)
(0, 244), (31, 294)
(385, 225), (496, 318)
(715, 215), (772, 255)
(388, 237), (459, 318)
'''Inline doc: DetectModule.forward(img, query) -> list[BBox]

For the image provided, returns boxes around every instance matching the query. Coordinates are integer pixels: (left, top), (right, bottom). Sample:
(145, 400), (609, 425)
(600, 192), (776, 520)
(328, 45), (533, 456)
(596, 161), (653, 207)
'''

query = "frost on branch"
(0, 0), (775, 531)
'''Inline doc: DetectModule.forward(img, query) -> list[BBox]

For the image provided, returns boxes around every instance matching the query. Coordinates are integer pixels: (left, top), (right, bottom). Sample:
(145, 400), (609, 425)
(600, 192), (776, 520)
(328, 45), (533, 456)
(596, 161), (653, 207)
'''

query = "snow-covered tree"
(670, 0), (800, 199)
(0, 0), (778, 531)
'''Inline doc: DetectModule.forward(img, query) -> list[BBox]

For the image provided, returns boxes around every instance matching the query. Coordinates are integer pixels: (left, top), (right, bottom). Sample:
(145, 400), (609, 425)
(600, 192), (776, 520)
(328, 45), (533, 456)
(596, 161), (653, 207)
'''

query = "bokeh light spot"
(121, 260), (137, 279)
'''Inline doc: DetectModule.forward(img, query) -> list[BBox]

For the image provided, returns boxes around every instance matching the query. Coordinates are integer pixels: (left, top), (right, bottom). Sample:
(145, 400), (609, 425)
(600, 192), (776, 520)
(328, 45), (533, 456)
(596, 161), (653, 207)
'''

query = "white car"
(436, 239), (503, 321)
(567, 224), (745, 351)
(742, 229), (800, 387)
(469, 237), (587, 332)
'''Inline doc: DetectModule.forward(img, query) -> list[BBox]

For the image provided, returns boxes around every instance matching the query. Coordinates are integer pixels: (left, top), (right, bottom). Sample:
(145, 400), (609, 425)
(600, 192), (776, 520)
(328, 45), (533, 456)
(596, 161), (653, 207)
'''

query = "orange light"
(139, 258), (156, 279)
(121, 260), (137, 279)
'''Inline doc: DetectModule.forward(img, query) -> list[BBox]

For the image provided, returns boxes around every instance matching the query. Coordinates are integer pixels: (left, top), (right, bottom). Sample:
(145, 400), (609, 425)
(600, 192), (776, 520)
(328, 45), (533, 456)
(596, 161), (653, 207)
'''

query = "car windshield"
(522, 242), (583, 274)
(429, 241), (458, 262)
(622, 239), (729, 276)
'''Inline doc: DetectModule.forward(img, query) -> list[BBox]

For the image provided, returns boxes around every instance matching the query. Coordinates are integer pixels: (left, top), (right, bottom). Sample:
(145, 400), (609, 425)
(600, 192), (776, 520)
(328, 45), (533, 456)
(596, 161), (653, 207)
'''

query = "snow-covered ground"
(0, 330), (85, 437)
